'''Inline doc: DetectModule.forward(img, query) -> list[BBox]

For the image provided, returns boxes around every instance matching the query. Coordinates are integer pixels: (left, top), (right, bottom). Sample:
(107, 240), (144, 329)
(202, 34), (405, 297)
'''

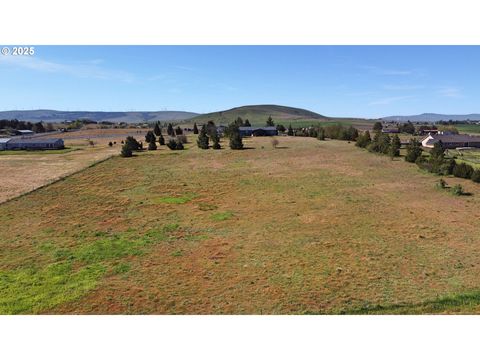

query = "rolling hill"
(382, 113), (480, 122)
(0, 110), (199, 123)
(188, 104), (329, 125)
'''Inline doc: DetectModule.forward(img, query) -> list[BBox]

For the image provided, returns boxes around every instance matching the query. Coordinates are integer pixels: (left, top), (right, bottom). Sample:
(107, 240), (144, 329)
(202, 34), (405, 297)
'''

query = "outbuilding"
(2, 138), (64, 150)
(238, 126), (278, 137)
(421, 134), (480, 149)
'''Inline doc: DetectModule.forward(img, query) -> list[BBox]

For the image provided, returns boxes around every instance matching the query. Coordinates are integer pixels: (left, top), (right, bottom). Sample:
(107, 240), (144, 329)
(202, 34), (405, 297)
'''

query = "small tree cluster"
(167, 138), (184, 150)
(355, 130), (372, 148)
(405, 139), (423, 163)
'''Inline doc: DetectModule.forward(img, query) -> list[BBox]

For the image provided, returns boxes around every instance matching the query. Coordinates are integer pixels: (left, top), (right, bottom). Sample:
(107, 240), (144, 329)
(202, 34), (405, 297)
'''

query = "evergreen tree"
(175, 139), (184, 150)
(373, 121), (383, 132)
(193, 123), (199, 134)
(287, 124), (294, 136)
(355, 130), (371, 148)
(430, 141), (445, 163)
(211, 131), (221, 149)
(229, 124), (244, 150)
(166, 139), (177, 150)
(148, 140), (157, 150)
(158, 133), (165, 146)
(266, 116), (274, 127)
(167, 123), (174, 136)
(120, 143), (133, 157)
(175, 126), (183, 135)
(244, 119), (251, 127)
(32, 122), (46, 133)
(125, 136), (142, 150)
(235, 117), (244, 126)
(153, 122), (161, 136)
(197, 124), (210, 149)
(276, 124), (286, 132)
(145, 131), (156, 143)
(405, 138), (423, 163)
(389, 134), (401, 157)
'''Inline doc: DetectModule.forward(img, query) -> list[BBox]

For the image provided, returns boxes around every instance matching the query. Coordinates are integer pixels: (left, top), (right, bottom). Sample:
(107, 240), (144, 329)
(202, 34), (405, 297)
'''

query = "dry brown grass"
(2, 135), (480, 314)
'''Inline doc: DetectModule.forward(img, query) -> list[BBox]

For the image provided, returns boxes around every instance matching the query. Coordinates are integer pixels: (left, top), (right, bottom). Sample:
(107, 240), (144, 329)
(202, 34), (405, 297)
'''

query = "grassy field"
(456, 124), (480, 134)
(2, 135), (480, 314)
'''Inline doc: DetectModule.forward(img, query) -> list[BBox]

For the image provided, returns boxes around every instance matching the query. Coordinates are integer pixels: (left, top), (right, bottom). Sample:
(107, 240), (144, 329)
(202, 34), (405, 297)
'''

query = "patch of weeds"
(54, 248), (75, 261)
(75, 234), (144, 264)
(113, 262), (131, 274)
(198, 203), (218, 211)
(0, 262), (105, 314)
(171, 250), (183, 257)
(450, 184), (465, 196)
(211, 211), (234, 221)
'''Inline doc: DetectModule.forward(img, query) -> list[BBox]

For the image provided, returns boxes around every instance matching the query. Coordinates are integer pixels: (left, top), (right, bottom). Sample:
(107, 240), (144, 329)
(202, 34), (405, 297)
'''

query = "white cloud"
(0, 56), (135, 82)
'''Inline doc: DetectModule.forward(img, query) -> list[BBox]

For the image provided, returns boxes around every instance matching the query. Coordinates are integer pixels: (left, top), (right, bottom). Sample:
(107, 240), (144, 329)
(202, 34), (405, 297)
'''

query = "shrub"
(287, 124), (294, 136)
(108, 141), (113, 147)
(125, 136), (142, 151)
(405, 139), (423, 163)
(373, 122), (383, 131)
(175, 126), (183, 135)
(451, 184), (465, 196)
(453, 162), (474, 179)
(166, 139), (177, 150)
(355, 130), (371, 148)
(471, 169), (480, 183)
(159, 133), (165, 145)
(148, 140), (157, 150)
(435, 178), (447, 189)
(175, 140), (184, 150)
(120, 144), (133, 157)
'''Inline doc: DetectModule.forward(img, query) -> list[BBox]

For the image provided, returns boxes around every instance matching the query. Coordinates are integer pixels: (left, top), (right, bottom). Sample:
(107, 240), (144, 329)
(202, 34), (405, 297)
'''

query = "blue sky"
(0, 46), (479, 118)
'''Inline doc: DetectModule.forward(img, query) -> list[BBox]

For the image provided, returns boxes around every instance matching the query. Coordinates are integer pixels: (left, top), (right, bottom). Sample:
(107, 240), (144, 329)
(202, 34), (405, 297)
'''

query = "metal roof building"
(421, 134), (480, 149)
(238, 126), (278, 137)
(0, 138), (64, 151)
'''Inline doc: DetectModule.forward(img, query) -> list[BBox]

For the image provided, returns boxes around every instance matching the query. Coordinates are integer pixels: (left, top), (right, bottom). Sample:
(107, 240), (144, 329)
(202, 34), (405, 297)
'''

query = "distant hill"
(382, 113), (480, 123)
(0, 110), (199, 123)
(189, 104), (329, 125)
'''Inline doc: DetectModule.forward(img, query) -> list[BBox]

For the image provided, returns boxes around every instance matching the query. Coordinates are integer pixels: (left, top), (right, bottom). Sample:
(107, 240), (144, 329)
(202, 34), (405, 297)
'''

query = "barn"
(0, 138), (65, 150)
(421, 134), (480, 149)
(238, 126), (278, 137)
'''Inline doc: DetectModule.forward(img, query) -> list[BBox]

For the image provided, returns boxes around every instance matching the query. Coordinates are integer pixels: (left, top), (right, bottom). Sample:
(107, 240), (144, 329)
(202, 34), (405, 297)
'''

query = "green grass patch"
(0, 262), (105, 314)
(171, 250), (183, 257)
(211, 211), (234, 221)
(153, 194), (196, 204)
(113, 262), (131, 274)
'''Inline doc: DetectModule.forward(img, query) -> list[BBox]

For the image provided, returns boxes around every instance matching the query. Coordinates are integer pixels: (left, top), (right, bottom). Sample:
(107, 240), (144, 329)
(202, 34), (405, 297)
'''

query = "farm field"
(1, 136), (480, 314)
(0, 128), (144, 203)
